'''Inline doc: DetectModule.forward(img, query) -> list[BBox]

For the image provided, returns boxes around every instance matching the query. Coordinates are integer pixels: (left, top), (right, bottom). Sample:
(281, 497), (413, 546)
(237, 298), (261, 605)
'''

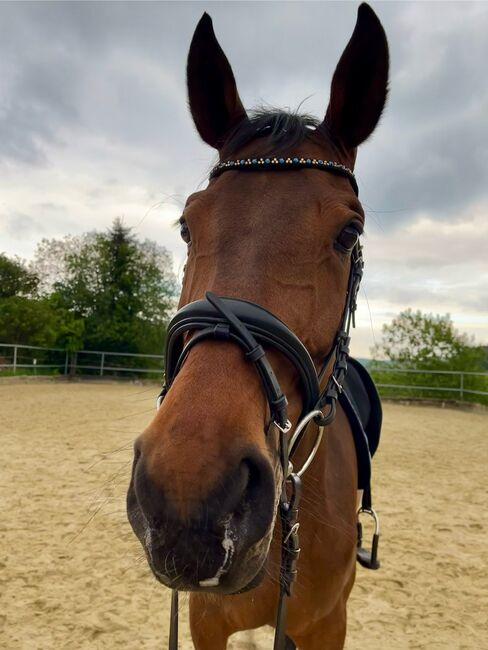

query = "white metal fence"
(0, 343), (164, 377)
(370, 367), (488, 402)
(1, 343), (487, 403)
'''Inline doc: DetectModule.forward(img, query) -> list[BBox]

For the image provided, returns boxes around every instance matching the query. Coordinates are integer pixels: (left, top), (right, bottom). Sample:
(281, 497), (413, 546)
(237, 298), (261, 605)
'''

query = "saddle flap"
(339, 357), (382, 489)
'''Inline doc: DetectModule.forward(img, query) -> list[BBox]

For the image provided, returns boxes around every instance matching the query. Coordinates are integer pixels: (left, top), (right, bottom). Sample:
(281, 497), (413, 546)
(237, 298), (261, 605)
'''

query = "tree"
(30, 236), (85, 296)
(2, 220), (177, 357)
(0, 253), (39, 298)
(0, 297), (54, 346)
(371, 309), (484, 371)
(49, 218), (178, 353)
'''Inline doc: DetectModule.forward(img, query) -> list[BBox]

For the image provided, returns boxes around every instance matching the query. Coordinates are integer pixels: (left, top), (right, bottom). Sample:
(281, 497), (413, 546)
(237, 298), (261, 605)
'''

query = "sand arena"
(1, 380), (486, 649)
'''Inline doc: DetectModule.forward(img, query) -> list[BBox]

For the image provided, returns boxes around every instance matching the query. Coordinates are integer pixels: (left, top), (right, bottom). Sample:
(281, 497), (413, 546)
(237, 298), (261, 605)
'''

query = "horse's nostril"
(127, 446), (276, 592)
(219, 456), (264, 521)
(234, 461), (251, 514)
(236, 459), (258, 514)
(213, 459), (250, 521)
(233, 453), (275, 545)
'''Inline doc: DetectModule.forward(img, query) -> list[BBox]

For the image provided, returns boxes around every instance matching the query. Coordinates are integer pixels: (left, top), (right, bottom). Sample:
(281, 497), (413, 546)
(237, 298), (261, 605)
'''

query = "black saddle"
(340, 357), (382, 490)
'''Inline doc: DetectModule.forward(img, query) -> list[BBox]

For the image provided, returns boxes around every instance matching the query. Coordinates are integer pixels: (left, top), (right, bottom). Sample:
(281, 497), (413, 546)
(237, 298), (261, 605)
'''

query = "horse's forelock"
(220, 108), (321, 159)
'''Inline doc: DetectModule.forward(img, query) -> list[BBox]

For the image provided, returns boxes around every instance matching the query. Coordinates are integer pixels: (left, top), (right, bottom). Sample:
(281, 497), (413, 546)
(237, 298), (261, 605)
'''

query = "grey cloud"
(0, 105), (49, 165)
(1, 1), (488, 337)
(0, 2), (189, 167)
(359, 95), (488, 226)
(357, 4), (488, 227)
(2, 211), (47, 240)
(362, 218), (488, 269)
(2, 1), (487, 215)
(0, 3), (376, 174)
(363, 279), (488, 314)
(0, 26), (81, 165)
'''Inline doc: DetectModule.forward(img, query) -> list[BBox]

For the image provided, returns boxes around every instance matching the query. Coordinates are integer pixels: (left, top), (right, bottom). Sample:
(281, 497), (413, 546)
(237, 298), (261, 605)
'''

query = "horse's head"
(127, 3), (388, 594)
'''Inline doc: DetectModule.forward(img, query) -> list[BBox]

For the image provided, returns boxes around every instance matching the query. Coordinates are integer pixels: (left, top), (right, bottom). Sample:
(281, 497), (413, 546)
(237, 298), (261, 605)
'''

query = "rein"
(158, 157), (363, 650)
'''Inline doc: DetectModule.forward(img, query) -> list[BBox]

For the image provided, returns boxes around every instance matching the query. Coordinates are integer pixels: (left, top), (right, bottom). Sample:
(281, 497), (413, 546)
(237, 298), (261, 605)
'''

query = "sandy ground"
(0, 380), (487, 650)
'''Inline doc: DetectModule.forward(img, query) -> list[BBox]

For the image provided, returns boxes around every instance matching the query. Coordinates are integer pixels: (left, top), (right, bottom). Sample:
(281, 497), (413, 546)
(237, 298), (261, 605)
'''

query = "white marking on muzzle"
(199, 517), (235, 588)
(144, 524), (152, 553)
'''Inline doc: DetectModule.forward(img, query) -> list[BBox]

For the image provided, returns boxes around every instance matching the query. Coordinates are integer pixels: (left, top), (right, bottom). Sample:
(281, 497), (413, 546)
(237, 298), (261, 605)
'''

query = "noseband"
(158, 156), (363, 650)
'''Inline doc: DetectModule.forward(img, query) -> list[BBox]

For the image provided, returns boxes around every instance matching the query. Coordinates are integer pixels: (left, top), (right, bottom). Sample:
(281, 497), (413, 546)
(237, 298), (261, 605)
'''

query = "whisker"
(113, 408), (155, 421)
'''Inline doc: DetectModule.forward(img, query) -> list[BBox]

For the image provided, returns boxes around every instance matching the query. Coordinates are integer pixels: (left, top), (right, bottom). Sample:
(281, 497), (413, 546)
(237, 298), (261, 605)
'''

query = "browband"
(210, 156), (358, 196)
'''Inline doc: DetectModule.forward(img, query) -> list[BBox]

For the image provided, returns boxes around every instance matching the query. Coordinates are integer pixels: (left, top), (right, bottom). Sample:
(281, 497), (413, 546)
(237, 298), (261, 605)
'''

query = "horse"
(127, 3), (388, 648)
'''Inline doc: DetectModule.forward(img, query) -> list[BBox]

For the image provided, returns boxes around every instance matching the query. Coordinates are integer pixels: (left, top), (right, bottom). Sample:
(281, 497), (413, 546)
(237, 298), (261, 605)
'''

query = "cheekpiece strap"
(205, 291), (290, 430)
(314, 243), (363, 426)
(210, 156), (358, 196)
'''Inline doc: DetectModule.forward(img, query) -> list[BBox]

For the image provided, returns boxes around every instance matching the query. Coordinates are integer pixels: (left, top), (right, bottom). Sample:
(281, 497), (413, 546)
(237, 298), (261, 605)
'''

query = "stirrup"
(357, 507), (380, 570)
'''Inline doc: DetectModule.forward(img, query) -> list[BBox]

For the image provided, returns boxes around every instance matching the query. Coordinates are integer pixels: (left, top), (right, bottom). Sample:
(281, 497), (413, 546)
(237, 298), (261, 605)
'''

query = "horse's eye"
(180, 219), (191, 245)
(335, 224), (362, 253)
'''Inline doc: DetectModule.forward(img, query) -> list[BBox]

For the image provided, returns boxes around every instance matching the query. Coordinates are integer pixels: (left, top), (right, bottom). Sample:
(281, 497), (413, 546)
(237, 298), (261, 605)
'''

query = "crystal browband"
(209, 156), (358, 195)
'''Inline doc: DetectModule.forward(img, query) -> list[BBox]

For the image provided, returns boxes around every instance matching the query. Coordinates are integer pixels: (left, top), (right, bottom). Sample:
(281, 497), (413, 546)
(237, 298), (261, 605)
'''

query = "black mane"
(220, 108), (321, 159)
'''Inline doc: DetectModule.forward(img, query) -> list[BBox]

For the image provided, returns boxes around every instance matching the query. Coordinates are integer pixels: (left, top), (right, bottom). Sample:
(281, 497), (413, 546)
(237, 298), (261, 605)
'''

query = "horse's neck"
(301, 403), (358, 521)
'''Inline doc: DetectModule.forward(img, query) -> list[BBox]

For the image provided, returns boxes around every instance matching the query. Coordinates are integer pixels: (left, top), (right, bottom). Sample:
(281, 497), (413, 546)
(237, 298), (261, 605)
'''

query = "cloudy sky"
(1, 1), (487, 357)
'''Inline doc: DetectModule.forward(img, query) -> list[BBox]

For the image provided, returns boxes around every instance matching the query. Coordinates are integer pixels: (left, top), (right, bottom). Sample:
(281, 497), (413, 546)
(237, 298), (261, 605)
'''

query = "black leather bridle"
(158, 156), (364, 650)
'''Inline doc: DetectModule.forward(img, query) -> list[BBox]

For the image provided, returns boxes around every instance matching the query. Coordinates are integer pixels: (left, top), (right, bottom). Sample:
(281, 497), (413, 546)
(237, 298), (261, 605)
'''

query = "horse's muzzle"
(126, 439), (278, 593)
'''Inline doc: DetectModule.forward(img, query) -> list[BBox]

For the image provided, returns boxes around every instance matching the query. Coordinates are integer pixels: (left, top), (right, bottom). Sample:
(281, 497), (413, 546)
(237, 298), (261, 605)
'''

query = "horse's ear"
(187, 13), (248, 149)
(324, 3), (389, 149)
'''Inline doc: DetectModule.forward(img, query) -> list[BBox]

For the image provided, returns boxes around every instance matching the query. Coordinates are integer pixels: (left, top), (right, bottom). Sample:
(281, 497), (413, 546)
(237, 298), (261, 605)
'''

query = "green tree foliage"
(30, 236), (82, 296)
(0, 254), (61, 347)
(45, 218), (177, 353)
(48, 302), (85, 352)
(1, 220), (177, 360)
(0, 253), (39, 298)
(0, 297), (58, 346)
(371, 309), (484, 371)
(0, 296), (83, 348)
(370, 309), (487, 404)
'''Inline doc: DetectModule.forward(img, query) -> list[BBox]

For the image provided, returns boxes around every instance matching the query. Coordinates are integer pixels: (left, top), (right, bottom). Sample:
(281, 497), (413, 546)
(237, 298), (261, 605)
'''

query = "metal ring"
(295, 427), (324, 478)
(357, 507), (380, 536)
(288, 409), (325, 478)
(288, 410), (323, 454)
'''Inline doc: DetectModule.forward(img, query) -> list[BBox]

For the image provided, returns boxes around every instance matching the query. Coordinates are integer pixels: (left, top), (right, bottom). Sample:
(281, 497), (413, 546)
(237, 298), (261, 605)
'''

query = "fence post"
(460, 373), (464, 401)
(69, 351), (77, 378)
(13, 346), (17, 374)
(64, 352), (69, 376)
(100, 352), (105, 377)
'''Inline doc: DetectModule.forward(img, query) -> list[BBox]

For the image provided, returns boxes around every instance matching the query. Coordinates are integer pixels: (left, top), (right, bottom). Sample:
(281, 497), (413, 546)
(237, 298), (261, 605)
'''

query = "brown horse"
(127, 3), (388, 648)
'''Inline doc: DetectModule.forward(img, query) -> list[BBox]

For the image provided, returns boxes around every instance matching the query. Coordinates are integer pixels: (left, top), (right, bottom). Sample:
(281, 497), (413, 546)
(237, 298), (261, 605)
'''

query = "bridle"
(158, 155), (363, 650)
